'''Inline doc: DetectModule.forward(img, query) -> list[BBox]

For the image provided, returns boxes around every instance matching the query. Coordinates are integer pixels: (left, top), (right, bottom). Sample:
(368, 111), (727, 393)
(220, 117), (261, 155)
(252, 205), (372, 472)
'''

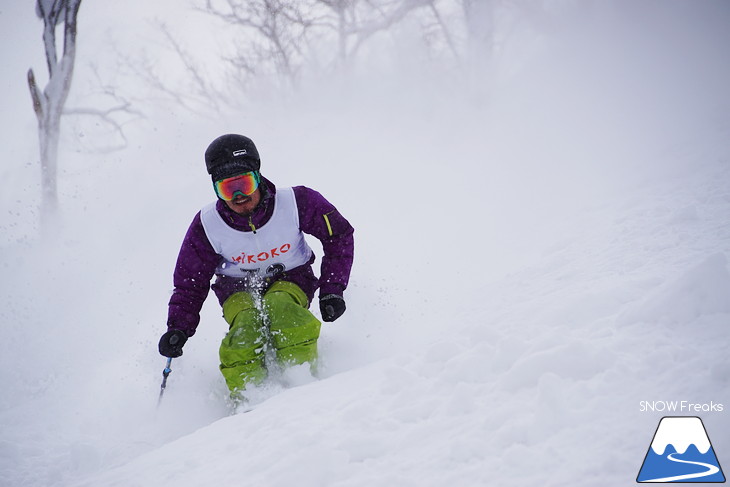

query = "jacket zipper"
(248, 216), (257, 234)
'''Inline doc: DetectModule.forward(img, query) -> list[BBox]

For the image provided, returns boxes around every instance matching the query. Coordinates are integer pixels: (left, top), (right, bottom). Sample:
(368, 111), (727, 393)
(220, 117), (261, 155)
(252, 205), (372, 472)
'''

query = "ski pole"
(157, 357), (173, 407)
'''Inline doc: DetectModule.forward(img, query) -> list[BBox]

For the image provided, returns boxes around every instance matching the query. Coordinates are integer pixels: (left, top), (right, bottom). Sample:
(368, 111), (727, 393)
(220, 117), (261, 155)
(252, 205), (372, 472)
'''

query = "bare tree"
(27, 0), (83, 218)
(203, 0), (314, 89)
(462, 0), (495, 76)
(114, 22), (223, 117)
(424, 1), (461, 63)
(120, 0), (454, 112)
(70, 62), (146, 152)
(312, 0), (438, 69)
(197, 0), (438, 90)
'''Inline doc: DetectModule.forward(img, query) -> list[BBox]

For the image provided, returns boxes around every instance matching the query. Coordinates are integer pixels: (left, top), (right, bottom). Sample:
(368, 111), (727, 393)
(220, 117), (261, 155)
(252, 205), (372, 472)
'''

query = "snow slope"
(60, 153), (730, 487)
(1, 2), (729, 487)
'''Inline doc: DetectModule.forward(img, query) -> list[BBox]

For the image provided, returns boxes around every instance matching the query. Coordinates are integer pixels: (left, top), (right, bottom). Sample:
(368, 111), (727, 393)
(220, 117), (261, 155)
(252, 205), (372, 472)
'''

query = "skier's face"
(224, 188), (261, 216)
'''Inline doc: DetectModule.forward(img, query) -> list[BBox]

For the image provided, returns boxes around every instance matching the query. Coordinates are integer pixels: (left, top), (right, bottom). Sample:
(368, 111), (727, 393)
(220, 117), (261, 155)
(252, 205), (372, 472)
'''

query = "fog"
(1, 1), (729, 486)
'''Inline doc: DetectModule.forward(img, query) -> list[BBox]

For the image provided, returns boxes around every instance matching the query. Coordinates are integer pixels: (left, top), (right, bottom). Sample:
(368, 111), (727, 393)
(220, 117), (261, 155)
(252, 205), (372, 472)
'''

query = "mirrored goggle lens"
(214, 172), (260, 200)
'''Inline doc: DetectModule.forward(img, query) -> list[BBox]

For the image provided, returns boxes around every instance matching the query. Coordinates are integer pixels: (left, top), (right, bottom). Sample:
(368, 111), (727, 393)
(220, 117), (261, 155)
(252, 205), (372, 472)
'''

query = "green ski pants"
(219, 281), (321, 393)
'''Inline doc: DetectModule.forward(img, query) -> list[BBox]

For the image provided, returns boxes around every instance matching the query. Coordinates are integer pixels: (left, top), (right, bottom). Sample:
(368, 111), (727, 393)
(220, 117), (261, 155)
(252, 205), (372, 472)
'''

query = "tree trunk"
(40, 113), (61, 209)
(28, 0), (82, 230)
(463, 0), (495, 97)
(337, 5), (347, 68)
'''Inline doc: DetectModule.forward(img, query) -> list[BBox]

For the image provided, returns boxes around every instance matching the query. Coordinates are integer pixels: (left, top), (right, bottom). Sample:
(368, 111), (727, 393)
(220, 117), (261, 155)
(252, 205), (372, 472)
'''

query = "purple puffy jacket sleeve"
(293, 186), (355, 296)
(166, 212), (219, 336)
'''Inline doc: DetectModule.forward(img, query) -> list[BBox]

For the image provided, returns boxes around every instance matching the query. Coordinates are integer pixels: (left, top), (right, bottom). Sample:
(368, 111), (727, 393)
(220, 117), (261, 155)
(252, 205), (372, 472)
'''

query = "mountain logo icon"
(637, 416), (726, 483)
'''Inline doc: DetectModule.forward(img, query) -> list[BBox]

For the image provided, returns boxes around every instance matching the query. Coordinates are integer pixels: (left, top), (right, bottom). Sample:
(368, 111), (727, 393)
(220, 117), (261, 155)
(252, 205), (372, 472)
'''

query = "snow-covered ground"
(1, 2), (729, 486)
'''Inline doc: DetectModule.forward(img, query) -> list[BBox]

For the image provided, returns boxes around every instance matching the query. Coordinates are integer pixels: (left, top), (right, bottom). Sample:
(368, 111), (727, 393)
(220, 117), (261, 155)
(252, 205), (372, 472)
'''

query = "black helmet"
(205, 134), (261, 181)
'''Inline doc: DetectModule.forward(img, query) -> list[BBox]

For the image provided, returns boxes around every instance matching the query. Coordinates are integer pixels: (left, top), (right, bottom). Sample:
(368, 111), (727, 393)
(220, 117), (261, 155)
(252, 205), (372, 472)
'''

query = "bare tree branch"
(158, 22), (222, 111)
(63, 64), (145, 153)
(428, 2), (460, 62)
(114, 34), (222, 117)
(200, 0), (315, 87)
(27, 69), (44, 117)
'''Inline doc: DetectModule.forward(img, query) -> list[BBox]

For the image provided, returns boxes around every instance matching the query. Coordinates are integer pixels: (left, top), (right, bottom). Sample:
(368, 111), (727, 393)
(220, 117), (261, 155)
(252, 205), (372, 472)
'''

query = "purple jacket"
(167, 177), (354, 336)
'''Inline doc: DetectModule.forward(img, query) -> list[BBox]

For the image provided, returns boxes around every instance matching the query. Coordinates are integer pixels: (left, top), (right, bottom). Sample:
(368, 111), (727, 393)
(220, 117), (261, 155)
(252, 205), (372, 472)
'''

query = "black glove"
(320, 294), (346, 322)
(158, 329), (188, 358)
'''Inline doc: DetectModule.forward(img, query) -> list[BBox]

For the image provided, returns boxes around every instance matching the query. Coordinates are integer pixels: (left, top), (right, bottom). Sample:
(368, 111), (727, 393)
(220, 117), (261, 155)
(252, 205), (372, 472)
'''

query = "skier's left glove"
(320, 294), (346, 322)
(159, 329), (188, 358)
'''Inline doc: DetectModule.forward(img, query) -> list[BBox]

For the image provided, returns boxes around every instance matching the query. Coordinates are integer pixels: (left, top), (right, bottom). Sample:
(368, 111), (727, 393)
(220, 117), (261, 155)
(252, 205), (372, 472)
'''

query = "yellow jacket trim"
(323, 212), (334, 237)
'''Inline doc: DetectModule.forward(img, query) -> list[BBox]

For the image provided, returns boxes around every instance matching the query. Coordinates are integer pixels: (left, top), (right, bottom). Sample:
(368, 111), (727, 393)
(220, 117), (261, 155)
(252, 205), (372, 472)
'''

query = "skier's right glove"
(158, 329), (188, 358)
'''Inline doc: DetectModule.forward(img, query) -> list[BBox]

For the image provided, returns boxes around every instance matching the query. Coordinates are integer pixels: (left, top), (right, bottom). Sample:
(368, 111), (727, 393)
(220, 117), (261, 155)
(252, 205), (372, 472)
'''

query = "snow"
(2, 1), (730, 487)
(650, 417), (712, 455)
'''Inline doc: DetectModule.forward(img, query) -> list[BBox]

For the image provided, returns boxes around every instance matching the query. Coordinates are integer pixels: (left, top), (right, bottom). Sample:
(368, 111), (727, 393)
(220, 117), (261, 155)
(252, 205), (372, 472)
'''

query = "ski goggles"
(213, 171), (261, 200)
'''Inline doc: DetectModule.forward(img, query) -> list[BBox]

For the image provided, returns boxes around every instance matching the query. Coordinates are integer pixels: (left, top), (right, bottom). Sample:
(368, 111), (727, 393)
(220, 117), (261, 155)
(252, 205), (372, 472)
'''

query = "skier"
(158, 134), (354, 396)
